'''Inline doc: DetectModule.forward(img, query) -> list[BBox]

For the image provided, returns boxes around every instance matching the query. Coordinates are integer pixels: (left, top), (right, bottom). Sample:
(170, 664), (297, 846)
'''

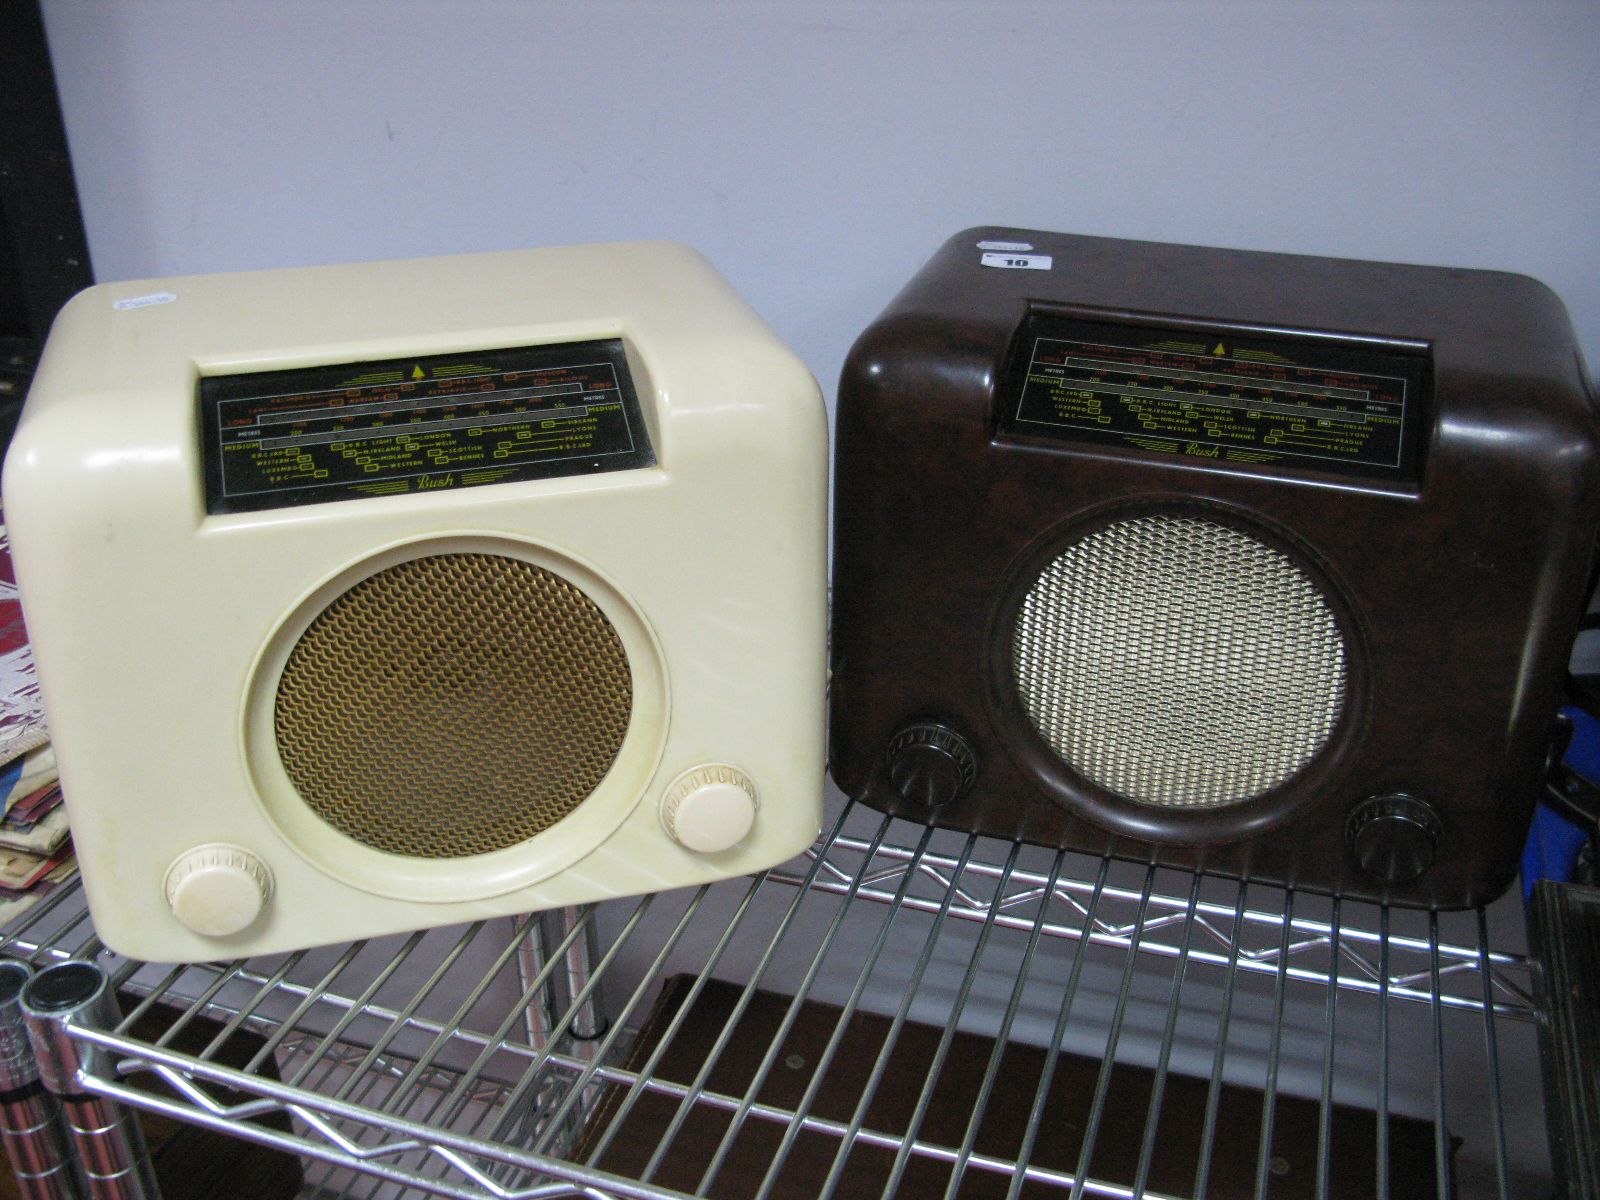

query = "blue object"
(1521, 705), (1598, 900)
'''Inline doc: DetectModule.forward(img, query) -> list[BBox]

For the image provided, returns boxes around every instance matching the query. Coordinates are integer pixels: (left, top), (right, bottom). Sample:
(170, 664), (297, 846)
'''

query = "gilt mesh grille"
(1012, 515), (1347, 808)
(274, 553), (632, 858)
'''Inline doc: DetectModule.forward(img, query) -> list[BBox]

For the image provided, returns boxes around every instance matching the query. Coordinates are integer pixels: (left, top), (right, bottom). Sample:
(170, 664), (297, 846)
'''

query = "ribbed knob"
(661, 764), (758, 853)
(1345, 794), (1441, 884)
(164, 845), (273, 937)
(887, 721), (978, 809)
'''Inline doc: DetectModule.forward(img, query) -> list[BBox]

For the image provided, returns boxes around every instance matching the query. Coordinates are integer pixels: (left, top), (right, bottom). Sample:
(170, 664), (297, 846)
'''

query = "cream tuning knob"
(661, 764), (758, 853)
(164, 845), (273, 937)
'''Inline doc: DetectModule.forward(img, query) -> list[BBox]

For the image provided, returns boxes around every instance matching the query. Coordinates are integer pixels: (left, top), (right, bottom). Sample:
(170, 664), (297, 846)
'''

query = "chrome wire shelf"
(0, 796), (1548, 1199)
(774, 831), (1536, 1016)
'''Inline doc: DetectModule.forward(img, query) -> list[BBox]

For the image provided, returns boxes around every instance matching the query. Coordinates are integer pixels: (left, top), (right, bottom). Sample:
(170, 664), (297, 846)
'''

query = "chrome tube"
(0, 960), (81, 1199)
(20, 962), (160, 1200)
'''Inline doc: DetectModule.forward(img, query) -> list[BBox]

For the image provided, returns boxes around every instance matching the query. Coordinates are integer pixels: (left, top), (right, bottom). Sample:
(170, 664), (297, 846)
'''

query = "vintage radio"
(830, 228), (1599, 907)
(4, 242), (827, 961)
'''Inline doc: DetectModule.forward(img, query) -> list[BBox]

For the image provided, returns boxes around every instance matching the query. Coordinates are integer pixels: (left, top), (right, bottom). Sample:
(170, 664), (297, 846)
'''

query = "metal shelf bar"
(945, 847), (1070, 1200)
(1191, 877), (1251, 1200)
(0, 889), (95, 970)
(1070, 866), (1159, 1200)
(1429, 912), (1450, 1200)
(195, 950), (313, 1061)
(683, 815), (894, 1195)
(1477, 906), (1514, 1198)
(732, 823), (943, 1197)
(814, 832), (984, 1200)
(335, 915), (577, 1199)
(576, 1049), (1159, 1196)
(482, 905), (634, 1147)
(284, 929), (432, 1090)
(877, 839), (1024, 1200)
(807, 834), (1507, 961)
(581, 807), (882, 1185)
(516, 886), (715, 1158)
(0, 795), (1544, 1200)
(245, 940), (369, 1074)
(1131, 871), (1205, 1198)
(333, 921), (496, 1105)
(1005, 855), (1112, 1200)
(775, 872), (1525, 1014)
(1314, 898), (1341, 1200)
(1376, 906), (1393, 1200)
(779, 833), (1533, 1017)
(1252, 888), (1296, 1200)
(384, 917), (555, 1118)
(79, 1066), (677, 1200)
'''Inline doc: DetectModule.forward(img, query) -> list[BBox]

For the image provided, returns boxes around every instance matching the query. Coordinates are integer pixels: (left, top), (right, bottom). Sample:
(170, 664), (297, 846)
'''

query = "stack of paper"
(0, 518), (74, 924)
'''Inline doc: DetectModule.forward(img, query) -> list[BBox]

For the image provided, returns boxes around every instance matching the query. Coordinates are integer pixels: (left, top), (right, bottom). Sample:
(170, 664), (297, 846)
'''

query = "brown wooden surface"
(582, 975), (1450, 1199)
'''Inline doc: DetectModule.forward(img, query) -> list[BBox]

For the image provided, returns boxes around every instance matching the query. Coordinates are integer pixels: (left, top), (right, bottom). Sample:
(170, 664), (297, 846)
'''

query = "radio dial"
(1346, 794), (1442, 884)
(164, 845), (273, 938)
(887, 721), (979, 809)
(661, 765), (758, 854)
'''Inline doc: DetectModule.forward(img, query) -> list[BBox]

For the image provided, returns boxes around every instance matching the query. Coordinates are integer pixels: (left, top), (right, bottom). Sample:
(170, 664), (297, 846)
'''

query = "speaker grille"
(1012, 515), (1347, 809)
(274, 553), (633, 858)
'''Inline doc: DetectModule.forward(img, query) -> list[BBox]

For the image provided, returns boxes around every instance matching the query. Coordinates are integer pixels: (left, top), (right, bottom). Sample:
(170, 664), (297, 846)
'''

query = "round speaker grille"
(1012, 514), (1348, 809)
(273, 553), (633, 858)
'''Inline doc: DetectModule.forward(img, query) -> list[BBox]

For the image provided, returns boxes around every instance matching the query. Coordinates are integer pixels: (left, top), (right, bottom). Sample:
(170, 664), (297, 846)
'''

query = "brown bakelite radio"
(830, 228), (1600, 908)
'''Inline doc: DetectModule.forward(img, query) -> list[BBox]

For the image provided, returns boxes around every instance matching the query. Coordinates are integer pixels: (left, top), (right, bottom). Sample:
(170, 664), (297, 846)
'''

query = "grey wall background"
(38, 0), (1600, 408)
(35, 1), (1598, 1193)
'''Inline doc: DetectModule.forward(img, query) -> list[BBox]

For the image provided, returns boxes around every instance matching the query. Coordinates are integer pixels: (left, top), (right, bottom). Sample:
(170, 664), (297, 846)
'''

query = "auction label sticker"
(981, 252), (1053, 271)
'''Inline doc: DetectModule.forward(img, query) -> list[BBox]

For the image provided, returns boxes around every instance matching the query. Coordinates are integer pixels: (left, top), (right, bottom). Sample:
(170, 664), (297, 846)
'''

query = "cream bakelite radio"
(4, 242), (827, 962)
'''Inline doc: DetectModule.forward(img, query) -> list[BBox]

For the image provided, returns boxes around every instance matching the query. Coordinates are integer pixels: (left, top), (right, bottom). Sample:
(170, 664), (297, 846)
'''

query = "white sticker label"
(112, 292), (178, 310)
(980, 252), (1052, 271)
(976, 239), (1034, 252)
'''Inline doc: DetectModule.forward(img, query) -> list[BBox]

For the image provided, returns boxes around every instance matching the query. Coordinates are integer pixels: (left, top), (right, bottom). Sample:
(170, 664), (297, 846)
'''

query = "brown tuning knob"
(887, 721), (978, 809)
(1346, 794), (1442, 884)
